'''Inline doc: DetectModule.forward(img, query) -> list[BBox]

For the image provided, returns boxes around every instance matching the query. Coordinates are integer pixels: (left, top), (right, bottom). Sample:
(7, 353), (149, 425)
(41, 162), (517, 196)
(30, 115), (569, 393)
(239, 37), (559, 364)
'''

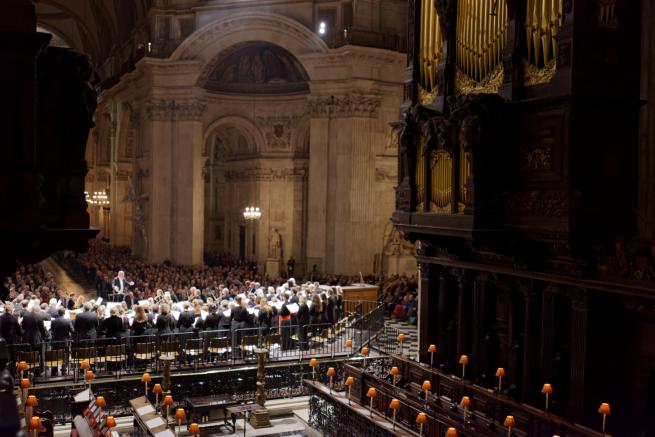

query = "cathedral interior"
(2, 0), (655, 436)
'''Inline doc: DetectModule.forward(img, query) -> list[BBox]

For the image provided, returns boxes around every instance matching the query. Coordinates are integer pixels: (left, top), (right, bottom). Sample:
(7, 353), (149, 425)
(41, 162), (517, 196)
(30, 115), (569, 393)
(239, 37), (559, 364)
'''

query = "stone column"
(519, 282), (538, 403)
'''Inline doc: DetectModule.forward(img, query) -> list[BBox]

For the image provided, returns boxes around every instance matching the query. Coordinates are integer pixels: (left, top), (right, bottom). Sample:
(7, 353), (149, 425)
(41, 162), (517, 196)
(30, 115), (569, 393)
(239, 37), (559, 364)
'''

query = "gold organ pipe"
(429, 0), (436, 89)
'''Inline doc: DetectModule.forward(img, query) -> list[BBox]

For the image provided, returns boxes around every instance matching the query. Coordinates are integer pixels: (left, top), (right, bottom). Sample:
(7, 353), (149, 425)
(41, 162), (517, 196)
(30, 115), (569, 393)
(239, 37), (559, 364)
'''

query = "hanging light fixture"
(243, 206), (261, 221)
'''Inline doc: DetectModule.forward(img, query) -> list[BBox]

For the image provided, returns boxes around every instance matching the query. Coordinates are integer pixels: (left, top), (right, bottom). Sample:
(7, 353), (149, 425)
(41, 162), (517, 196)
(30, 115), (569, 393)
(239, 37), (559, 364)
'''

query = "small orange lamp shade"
(495, 367), (506, 378)
(398, 333), (406, 343)
(460, 396), (471, 408)
(29, 416), (40, 430)
(541, 383), (553, 395)
(361, 346), (370, 356)
(95, 396), (106, 408)
(20, 378), (31, 389)
(327, 367), (336, 377)
(152, 383), (163, 394)
(163, 395), (174, 406)
(141, 373), (152, 383)
(176, 408), (186, 420)
(504, 415), (516, 427)
(446, 427), (458, 437)
(84, 370), (95, 381)
(390, 366), (399, 376)
(17, 361), (28, 372)
(80, 359), (90, 370)
(189, 423), (200, 435)
(389, 399), (400, 410)
(25, 395), (38, 407)
(345, 376), (354, 386)
(422, 380), (432, 392)
(459, 355), (469, 365)
(366, 387), (377, 398)
(416, 412), (427, 424)
(309, 358), (318, 368)
(345, 339), (353, 348)
(428, 344), (437, 353)
(106, 416), (117, 428)
(598, 403), (611, 415)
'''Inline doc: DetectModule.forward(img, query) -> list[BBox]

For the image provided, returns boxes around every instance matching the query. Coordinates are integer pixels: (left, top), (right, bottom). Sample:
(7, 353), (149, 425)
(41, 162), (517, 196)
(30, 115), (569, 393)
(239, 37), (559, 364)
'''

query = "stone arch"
(203, 115), (266, 157)
(170, 11), (328, 77)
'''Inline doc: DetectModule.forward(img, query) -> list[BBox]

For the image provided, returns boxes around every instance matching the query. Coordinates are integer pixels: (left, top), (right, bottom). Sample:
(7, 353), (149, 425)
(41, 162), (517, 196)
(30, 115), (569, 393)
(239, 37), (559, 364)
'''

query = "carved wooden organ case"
(394, 0), (647, 434)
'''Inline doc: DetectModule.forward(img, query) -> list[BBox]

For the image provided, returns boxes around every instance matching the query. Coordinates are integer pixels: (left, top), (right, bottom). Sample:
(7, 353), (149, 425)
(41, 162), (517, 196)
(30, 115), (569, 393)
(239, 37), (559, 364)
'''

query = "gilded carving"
(596, 0), (617, 29)
(521, 145), (552, 170)
(144, 99), (206, 121)
(256, 115), (302, 151)
(419, 85), (438, 105)
(523, 58), (557, 87)
(455, 64), (504, 95)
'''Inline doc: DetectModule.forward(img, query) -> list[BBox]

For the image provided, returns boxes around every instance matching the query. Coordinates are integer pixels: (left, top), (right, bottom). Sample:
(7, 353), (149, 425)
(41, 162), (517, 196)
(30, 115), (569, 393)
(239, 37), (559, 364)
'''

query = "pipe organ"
(396, 0), (645, 433)
(455, 0), (508, 84)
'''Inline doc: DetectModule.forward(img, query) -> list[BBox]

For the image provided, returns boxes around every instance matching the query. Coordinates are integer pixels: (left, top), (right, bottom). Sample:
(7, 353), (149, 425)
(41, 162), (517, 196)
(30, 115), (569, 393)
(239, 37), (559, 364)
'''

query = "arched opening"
(201, 40), (310, 271)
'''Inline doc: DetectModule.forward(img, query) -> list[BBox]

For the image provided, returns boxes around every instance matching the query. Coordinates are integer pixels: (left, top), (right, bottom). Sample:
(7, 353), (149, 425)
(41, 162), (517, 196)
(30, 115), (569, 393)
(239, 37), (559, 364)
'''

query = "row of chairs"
(16, 334), (284, 376)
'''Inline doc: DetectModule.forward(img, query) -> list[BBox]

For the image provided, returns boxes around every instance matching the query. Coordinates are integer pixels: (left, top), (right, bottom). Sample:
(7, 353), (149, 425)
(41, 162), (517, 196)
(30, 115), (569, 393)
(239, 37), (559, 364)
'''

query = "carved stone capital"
(144, 99), (206, 121)
(225, 166), (308, 182)
(309, 92), (381, 118)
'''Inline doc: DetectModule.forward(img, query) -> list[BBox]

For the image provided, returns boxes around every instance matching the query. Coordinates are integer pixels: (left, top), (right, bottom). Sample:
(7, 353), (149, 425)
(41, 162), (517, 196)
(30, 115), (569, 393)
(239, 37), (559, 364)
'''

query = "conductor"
(111, 270), (134, 302)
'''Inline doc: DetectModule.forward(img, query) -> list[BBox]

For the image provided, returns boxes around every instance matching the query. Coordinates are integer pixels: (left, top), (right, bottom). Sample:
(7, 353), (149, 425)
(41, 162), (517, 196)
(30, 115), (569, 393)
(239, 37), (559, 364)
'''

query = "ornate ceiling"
(35, 0), (150, 69)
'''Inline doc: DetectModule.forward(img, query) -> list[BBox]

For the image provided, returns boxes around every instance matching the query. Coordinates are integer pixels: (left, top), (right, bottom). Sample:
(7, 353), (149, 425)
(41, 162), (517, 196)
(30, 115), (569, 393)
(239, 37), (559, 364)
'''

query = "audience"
(0, 240), (418, 355)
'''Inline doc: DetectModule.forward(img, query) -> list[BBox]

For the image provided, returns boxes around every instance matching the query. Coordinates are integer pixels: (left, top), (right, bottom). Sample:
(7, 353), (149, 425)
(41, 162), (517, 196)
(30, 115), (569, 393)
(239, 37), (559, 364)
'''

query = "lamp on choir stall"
(176, 408), (186, 436)
(397, 333), (406, 355)
(428, 344), (436, 368)
(189, 423), (200, 436)
(389, 399), (400, 430)
(153, 384), (163, 410)
(361, 346), (369, 367)
(85, 370), (95, 390)
(422, 380), (432, 404)
(29, 416), (41, 437)
(344, 376), (354, 405)
(459, 355), (469, 381)
(345, 338), (353, 356)
(95, 396), (106, 409)
(496, 367), (506, 393)
(80, 359), (90, 370)
(366, 387), (377, 417)
(106, 416), (116, 429)
(163, 395), (174, 421)
(390, 366), (399, 387)
(504, 415), (515, 437)
(541, 384), (553, 413)
(598, 402), (611, 435)
(25, 394), (38, 415)
(20, 378), (30, 402)
(416, 412), (427, 437)
(17, 361), (27, 379)
(141, 373), (152, 398)
(309, 358), (318, 380)
(460, 396), (471, 423)
(327, 367), (336, 394)
(446, 427), (458, 437)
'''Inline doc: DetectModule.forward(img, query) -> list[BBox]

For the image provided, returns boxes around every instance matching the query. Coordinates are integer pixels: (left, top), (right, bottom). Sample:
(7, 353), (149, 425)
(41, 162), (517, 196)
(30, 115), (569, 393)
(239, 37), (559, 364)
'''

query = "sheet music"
(272, 302), (283, 310)
(145, 416), (166, 429)
(44, 321), (51, 331)
(287, 303), (299, 314)
(138, 300), (149, 306)
(135, 404), (155, 416)
(171, 311), (180, 321)
(96, 297), (103, 306)
(223, 309), (231, 318)
(153, 429), (175, 437)
(200, 310), (208, 321)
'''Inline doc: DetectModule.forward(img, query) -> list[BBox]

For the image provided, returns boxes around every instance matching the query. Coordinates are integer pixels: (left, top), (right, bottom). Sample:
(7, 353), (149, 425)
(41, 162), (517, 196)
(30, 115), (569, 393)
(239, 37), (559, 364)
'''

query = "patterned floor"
(375, 317), (419, 361)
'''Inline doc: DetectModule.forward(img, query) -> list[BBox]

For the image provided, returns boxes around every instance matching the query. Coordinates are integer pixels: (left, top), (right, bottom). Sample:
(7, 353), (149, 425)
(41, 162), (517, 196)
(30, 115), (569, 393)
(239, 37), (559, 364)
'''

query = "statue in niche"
(268, 228), (282, 259)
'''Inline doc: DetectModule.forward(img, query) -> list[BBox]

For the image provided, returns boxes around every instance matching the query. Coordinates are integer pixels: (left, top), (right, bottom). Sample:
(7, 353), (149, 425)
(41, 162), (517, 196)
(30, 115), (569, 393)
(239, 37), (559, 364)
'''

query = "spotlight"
(318, 21), (327, 35)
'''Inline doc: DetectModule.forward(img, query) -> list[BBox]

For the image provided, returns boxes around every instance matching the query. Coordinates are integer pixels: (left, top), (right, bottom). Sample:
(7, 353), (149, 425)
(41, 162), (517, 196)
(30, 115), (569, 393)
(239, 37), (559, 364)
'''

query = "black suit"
(112, 277), (129, 293)
(296, 304), (310, 346)
(50, 317), (74, 343)
(74, 311), (99, 340)
(156, 313), (174, 334)
(177, 311), (195, 332)
(104, 315), (125, 340)
(0, 313), (21, 344)
(203, 312), (220, 330)
(21, 312), (46, 347)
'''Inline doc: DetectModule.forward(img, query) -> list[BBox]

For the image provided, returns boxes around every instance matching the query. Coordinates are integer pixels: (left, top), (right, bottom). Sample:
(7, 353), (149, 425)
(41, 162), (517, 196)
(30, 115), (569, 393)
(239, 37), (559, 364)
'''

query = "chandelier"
(243, 206), (261, 221)
(85, 191), (110, 206)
